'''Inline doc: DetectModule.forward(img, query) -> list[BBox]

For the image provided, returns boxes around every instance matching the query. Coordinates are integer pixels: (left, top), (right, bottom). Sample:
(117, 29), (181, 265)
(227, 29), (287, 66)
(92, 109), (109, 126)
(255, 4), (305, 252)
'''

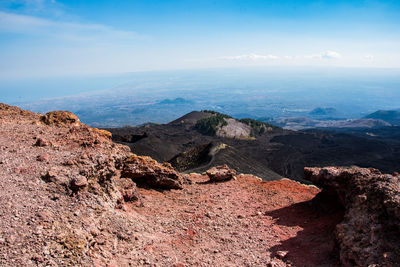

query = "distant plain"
(4, 67), (400, 127)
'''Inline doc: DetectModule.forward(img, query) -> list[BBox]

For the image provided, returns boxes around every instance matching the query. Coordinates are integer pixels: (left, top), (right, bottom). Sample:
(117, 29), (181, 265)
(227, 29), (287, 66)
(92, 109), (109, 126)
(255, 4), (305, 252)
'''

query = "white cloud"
(303, 50), (342, 59)
(220, 53), (279, 60)
(0, 11), (143, 42)
(218, 51), (343, 62)
(321, 50), (342, 59)
(364, 54), (374, 60)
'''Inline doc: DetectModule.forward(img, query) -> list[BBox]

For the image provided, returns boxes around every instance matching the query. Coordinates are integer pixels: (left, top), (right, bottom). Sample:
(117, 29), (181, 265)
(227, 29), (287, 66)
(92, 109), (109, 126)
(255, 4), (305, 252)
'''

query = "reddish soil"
(121, 174), (342, 266)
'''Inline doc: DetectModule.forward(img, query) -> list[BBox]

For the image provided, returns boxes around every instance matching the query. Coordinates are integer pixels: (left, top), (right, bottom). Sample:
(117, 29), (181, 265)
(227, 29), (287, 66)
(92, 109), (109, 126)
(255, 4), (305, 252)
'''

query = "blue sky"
(1, 0), (400, 78)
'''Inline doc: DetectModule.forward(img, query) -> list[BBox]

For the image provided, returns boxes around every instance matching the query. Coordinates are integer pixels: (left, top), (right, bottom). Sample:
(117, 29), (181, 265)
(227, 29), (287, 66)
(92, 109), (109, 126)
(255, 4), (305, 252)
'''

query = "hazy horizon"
(3, 66), (400, 104)
(4, 66), (397, 127)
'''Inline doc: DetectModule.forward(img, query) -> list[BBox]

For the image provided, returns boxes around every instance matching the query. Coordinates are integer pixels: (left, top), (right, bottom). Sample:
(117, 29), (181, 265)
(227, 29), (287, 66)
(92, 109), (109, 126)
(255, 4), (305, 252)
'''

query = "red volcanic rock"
(206, 164), (237, 182)
(70, 175), (88, 191)
(90, 128), (112, 140)
(0, 104), (134, 265)
(0, 103), (36, 119)
(115, 178), (140, 202)
(34, 137), (50, 147)
(41, 169), (62, 183)
(41, 111), (81, 127)
(305, 166), (400, 266)
(121, 154), (183, 189)
(275, 250), (288, 259)
(37, 153), (50, 162)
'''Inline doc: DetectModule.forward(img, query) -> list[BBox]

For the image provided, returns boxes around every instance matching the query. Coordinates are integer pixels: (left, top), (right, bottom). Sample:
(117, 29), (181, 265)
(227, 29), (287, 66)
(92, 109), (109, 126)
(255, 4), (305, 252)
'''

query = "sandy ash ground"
(0, 103), (342, 266)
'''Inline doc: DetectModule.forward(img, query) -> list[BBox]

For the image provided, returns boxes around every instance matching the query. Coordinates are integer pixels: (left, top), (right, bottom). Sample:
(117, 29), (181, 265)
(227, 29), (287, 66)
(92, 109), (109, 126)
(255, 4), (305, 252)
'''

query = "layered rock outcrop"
(206, 164), (237, 182)
(305, 166), (400, 266)
(41, 110), (81, 127)
(121, 154), (183, 189)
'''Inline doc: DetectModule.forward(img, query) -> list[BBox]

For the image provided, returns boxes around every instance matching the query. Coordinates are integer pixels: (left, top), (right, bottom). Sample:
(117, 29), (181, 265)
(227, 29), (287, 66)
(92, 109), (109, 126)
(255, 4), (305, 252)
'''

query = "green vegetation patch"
(195, 113), (229, 135)
(239, 118), (280, 136)
(195, 111), (279, 136)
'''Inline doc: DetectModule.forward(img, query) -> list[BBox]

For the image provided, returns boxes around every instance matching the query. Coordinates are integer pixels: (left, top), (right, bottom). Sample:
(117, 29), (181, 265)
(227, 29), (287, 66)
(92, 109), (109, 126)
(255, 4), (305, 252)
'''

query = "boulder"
(70, 175), (88, 191)
(305, 166), (400, 266)
(90, 128), (112, 140)
(121, 154), (183, 190)
(115, 178), (140, 202)
(41, 169), (71, 193)
(206, 164), (236, 182)
(34, 137), (50, 147)
(41, 111), (81, 127)
(37, 153), (50, 162)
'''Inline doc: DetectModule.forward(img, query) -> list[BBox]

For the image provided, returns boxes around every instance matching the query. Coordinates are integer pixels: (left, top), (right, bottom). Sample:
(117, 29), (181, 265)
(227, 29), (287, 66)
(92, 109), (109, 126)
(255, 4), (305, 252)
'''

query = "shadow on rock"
(266, 198), (344, 266)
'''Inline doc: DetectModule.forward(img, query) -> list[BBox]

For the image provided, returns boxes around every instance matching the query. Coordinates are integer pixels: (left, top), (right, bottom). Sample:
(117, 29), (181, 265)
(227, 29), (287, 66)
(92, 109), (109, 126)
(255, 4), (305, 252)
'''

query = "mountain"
(274, 117), (391, 130)
(169, 110), (213, 125)
(158, 97), (194, 105)
(107, 111), (283, 181)
(309, 107), (338, 116)
(365, 110), (400, 125)
(107, 110), (400, 180)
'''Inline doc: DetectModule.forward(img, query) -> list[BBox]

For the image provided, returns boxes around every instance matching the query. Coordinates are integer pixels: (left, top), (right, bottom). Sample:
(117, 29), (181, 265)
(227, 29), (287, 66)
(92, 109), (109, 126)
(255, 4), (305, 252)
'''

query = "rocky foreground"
(0, 103), (399, 266)
(305, 167), (400, 266)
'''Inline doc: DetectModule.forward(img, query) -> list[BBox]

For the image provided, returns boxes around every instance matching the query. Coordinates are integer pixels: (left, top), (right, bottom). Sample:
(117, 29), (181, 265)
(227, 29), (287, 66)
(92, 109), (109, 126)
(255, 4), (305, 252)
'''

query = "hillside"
(108, 110), (400, 180)
(365, 110), (400, 125)
(108, 111), (284, 181)
(192, 111), (276, 138)
(273, 117), (391, 130)
(309, 107), (338, 116)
